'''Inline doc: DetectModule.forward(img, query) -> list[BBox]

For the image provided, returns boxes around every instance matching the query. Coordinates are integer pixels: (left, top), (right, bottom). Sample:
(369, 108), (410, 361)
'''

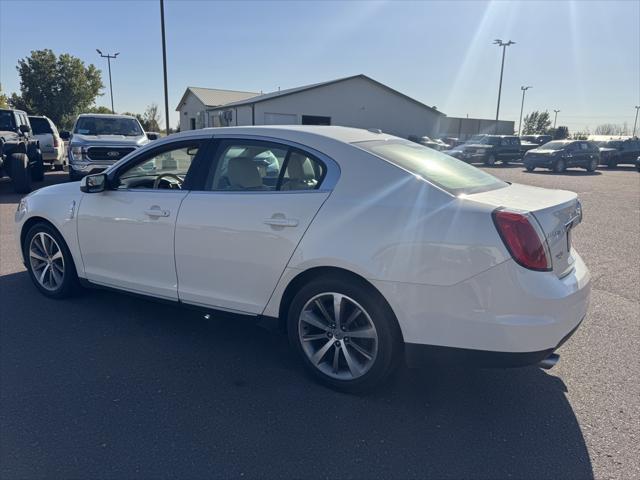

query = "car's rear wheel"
(484, 154), (496, 167)
(24, 223), (81, 299)
(7, 153), (32, 193)
(586, 158), (598, 172)
(287, 276), (402, 392)
(553, 159), (566, 173)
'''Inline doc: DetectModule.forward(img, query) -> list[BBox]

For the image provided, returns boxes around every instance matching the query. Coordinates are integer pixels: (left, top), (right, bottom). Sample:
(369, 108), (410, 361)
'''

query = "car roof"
(77, 113), (137, 120)
(168, 125), (397, 144)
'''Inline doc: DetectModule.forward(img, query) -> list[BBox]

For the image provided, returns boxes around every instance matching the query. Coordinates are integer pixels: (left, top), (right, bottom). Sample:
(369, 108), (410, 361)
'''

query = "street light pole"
(96, 49), (119, 114)
(633, 106), (640, 137)
(518, 86), (532, 135)
(553, 109), (561, 129)
(160, 0), (170, 135)
(493, 39), (515, 133)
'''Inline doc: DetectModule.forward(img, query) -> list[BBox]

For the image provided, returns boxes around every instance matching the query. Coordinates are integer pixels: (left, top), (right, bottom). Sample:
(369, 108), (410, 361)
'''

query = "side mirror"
(19, 124), (31, 134)
(80, 173), (107, 193)
(146, 132), (159, 141)
(60, 131), (71, 141)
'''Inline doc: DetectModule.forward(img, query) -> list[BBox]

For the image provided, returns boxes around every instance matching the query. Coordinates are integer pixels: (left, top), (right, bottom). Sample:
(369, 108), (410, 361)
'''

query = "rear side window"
(356, 139), (508, 196)
(29, 117), (53, 134)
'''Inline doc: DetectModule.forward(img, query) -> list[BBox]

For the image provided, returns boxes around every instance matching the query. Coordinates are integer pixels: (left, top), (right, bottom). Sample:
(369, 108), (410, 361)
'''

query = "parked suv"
(29, 116), (65, 171)
(595, 138), (640, 168)
(0, 108), (44, 193)
(62, 114), (151, 181)
(445, 135), (522, 166)
(523, 140), (600, 173)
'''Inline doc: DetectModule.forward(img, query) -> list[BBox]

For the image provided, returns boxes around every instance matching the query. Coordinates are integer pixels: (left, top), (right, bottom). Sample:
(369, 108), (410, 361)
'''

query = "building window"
(301, 115), (331, 126)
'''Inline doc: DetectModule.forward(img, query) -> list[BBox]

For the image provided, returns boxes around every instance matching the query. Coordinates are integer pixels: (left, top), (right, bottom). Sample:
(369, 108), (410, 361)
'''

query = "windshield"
(356, 139), (508, 195)
(539, 141), (570, 150)
(74, 116), (143, 136)
(0, 111), (15, 131)
(29, 117), (53, 135)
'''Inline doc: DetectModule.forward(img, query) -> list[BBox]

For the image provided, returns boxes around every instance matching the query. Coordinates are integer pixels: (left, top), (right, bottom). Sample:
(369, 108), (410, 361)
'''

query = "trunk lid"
(467, 183), (582, 277)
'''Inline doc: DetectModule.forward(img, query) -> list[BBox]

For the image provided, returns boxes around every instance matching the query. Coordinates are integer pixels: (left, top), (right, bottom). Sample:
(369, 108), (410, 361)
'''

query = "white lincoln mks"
(15, 126), (590, 391)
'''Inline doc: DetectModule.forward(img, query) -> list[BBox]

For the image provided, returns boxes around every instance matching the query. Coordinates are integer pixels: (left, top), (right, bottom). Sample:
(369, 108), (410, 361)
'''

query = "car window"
(29, 117), (53, 135)
(580, 143), (589, 150)
(115, 142), (200, 190)
(356, 138), (508, 196)
(0, 111), (15, 130)
(207, 141), (325, 192)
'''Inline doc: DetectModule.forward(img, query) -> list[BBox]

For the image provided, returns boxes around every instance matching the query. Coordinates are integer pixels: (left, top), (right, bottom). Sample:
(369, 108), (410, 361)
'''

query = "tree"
(142, 103), (162, 132)
(553, 126), (569, 139)
(594, 123), (629, 135)
(0, 83), (8, 109)
(86, 105), (113, 114)
(9, 49), (103, 129)
(522, 110), (552, 135)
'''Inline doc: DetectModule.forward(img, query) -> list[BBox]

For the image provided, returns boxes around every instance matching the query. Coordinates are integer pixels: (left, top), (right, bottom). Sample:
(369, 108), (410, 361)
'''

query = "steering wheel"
(153, 173), (183, 190)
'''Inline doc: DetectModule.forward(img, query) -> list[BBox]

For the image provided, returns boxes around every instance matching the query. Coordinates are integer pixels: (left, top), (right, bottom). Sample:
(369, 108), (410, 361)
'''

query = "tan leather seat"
(281, 153), (317, 190)
(227, 157), (264, 190)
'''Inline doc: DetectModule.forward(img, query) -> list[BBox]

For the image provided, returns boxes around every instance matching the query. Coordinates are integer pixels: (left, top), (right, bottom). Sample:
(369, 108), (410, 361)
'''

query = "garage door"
(264, 113), (297, 125)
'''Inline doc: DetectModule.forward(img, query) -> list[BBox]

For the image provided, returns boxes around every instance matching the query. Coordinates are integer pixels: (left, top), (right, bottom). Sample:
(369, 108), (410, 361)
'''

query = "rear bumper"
(405, 316), (583, 368)
(372, 252), (590, 355)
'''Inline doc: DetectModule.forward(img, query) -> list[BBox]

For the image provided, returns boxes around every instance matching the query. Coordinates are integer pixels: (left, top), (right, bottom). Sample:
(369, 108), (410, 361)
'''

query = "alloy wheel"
(29, 232), (65, 291)
(298, 292), (378, 380)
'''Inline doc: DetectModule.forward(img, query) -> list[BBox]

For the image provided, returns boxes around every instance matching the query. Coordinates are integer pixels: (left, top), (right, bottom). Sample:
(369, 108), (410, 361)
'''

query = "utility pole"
(518, 86), (532, 135)
(633, 106), (640, 137)
(553, 109), (561, 129)
(493, 39), (515, 133)
(160, 0), (170, 135)
(96, 49), (119, 113)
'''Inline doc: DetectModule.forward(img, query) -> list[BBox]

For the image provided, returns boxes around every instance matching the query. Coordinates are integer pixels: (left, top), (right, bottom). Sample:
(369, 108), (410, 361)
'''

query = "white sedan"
(14, 126), (590, 392)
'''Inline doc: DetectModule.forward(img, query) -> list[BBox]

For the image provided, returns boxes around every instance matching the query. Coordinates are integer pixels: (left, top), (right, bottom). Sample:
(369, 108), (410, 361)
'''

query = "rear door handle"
(144, 207), (170, 218)
(263, 217), (298, 227)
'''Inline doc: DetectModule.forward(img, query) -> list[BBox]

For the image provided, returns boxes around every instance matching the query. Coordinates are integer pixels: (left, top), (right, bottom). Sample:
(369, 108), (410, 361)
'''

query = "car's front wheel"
(525, 164), (535, 172)
(484, 154), (496, 167)
(586, 158), (598, 172)
(23, 222), (81, 299)
(288, 276), (402, 392)
(553, 159), (566, 173)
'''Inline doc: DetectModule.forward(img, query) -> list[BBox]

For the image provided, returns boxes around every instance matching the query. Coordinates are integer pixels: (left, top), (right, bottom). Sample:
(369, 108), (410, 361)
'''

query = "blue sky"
(1, 0), (638, 132)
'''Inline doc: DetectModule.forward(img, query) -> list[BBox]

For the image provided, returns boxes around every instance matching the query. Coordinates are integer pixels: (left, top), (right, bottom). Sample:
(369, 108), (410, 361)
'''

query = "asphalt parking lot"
(1, 166), (638, 479)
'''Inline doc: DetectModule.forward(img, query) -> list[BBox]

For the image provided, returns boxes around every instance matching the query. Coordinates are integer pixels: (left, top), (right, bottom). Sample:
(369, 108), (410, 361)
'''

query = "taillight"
(492, 209), (552, 271)
(53, 136), (59, 147)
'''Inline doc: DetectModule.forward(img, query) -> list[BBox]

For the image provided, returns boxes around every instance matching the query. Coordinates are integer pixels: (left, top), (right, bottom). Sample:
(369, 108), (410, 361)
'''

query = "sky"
(1, 0), (639, 132)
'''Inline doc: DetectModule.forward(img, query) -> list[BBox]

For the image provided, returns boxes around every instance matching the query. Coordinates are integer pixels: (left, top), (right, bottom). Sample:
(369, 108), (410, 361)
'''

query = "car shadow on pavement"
(0, 271), (593, 479)
(527, 170), (602, 176)
(0, 170), (69, 204)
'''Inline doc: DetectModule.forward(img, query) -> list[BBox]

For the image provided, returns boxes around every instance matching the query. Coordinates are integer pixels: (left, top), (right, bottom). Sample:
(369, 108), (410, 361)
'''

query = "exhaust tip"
(538, 353), (560, 370)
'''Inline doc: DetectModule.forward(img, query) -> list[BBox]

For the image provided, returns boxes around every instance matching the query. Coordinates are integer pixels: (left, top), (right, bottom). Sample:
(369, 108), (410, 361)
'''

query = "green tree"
(86, 105), (113, 114)
(9, 49), (103, 129)
(142, 103), (162, 132)
(522, 110), (552, 135)
(0, 83), (8, 109)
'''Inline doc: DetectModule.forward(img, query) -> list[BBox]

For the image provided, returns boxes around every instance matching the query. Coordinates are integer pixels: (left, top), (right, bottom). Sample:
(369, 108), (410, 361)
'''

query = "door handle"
(263, 217), (298, 227)
(144, 206), (170, 218)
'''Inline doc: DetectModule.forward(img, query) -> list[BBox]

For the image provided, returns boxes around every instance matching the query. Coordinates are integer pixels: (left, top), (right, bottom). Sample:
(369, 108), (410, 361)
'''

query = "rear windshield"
(29, 117), (53, 134)
(356, 139), (508, 196)
(539, 141), (570, 150)
(74, 116), (143, 136)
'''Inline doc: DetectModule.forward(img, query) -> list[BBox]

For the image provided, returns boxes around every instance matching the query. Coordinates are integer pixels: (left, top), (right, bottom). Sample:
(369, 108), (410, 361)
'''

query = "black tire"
(287, 275), (403, 393)
(525, 164), (535, 172)
(8, 153), (32, 193)
(553, 159), (566, 173)
(53, 164), (64, 171)
(484, 154), (496, 167)
(23, 222), (81, 299)
(607, 158), (618, 169)
(586, 158), (598, 172)
(29, 148), (45, 182)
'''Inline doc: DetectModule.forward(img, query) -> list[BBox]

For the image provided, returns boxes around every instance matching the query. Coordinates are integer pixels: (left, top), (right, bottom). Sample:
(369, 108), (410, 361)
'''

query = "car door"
(77, 137), (208, 300)
(175, 137), (336, 314)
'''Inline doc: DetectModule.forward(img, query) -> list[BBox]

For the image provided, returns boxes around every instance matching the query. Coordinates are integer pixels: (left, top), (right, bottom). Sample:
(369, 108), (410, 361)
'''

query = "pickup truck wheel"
(23, 223), (80, 299)
(525, 164), (535, 172)
(29, 149), (45, 182)
(8, 153), (32, 193)
(288, 276), (402, 393)
(484, 154), (496, 167)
